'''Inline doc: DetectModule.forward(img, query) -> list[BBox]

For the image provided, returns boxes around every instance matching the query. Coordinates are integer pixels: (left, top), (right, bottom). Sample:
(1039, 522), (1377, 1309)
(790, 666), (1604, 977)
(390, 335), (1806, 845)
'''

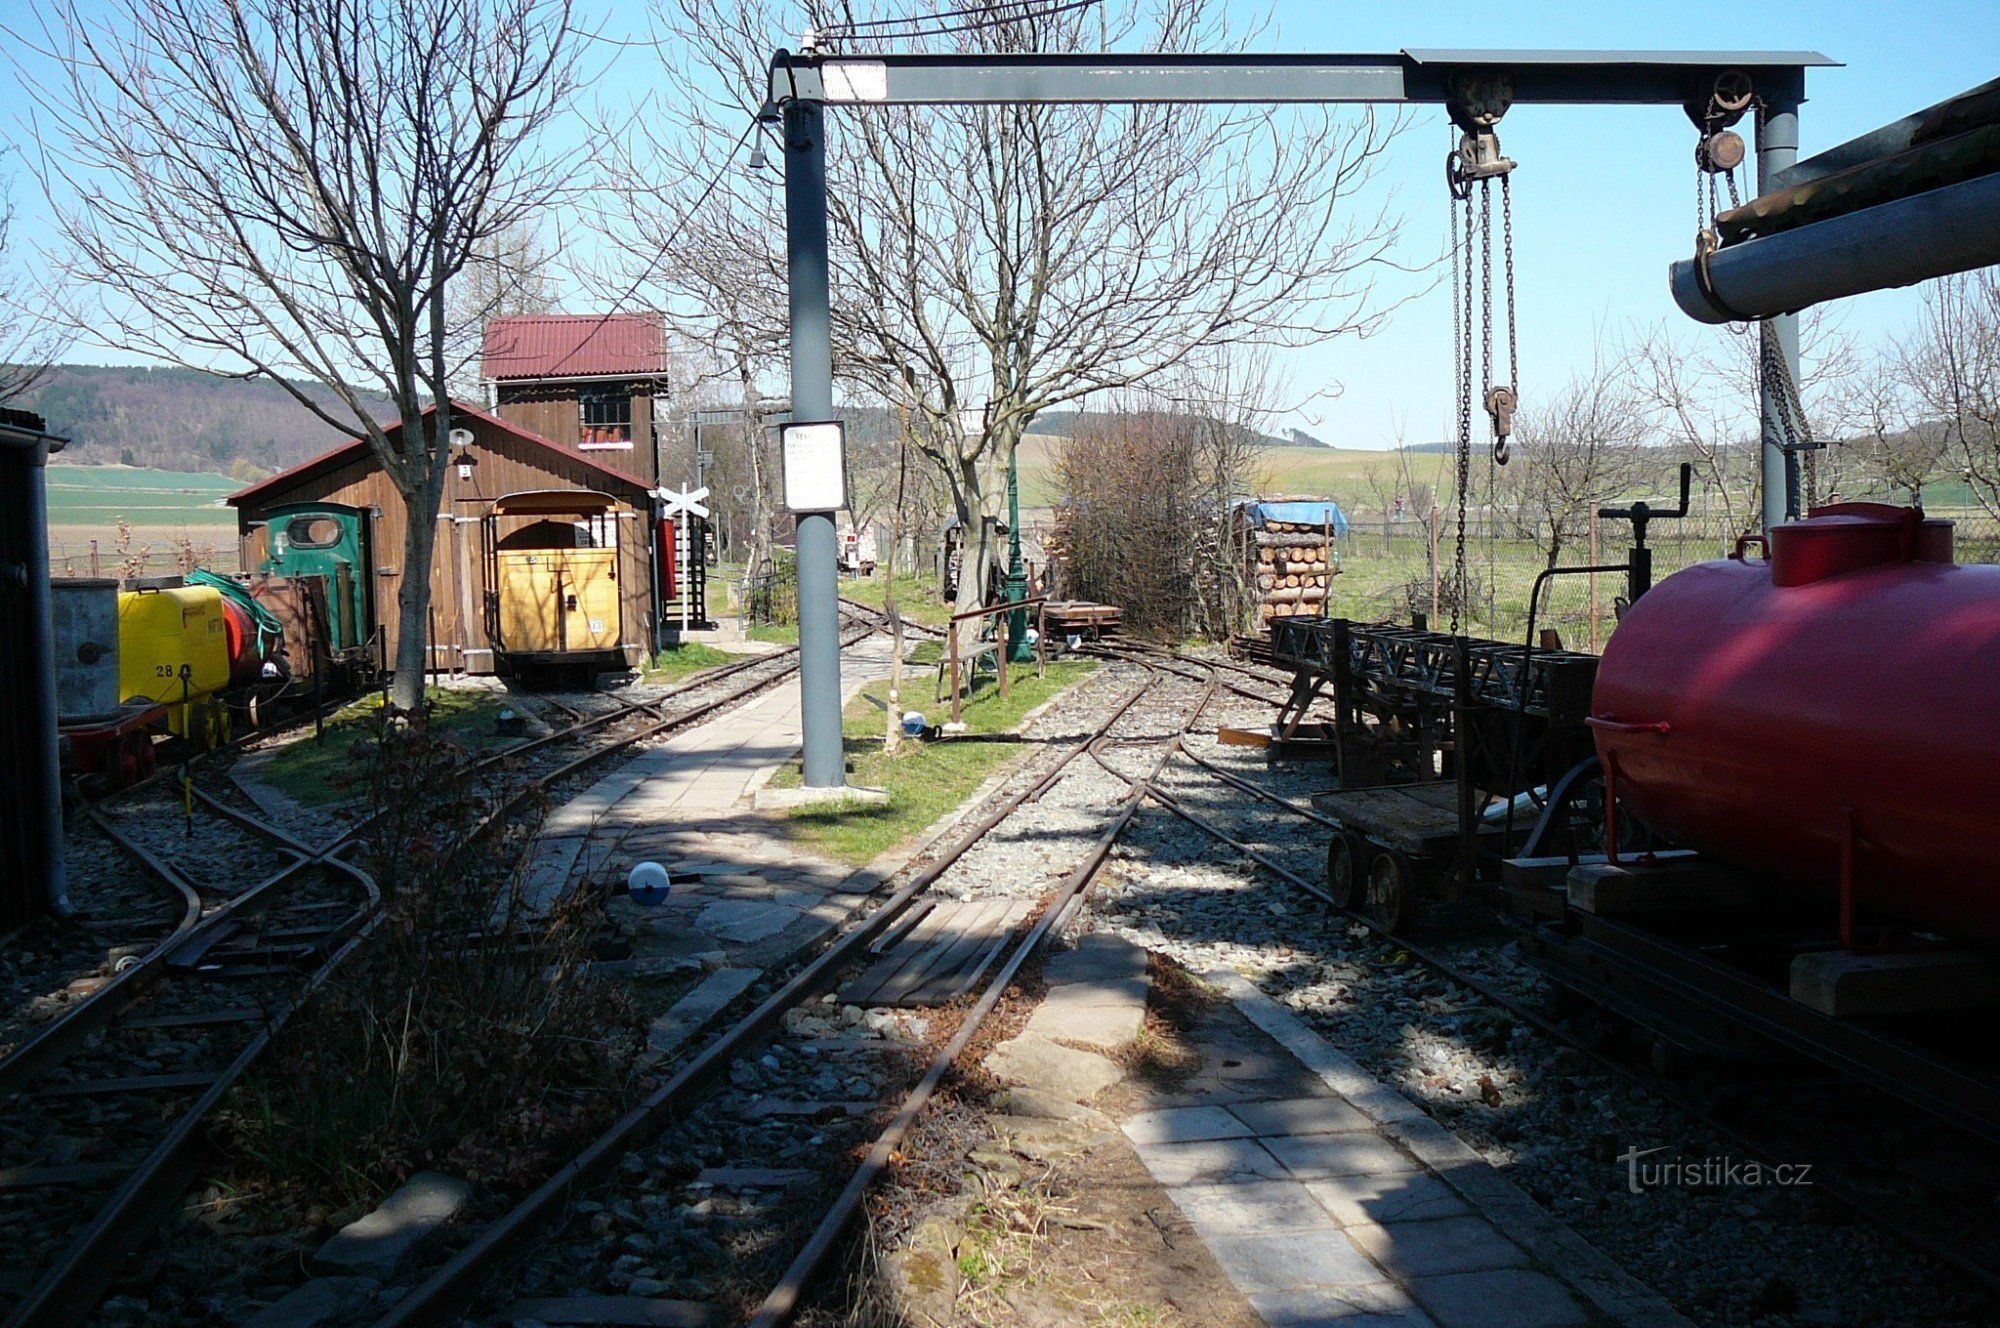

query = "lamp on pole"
(1005, 440), (1030, 662)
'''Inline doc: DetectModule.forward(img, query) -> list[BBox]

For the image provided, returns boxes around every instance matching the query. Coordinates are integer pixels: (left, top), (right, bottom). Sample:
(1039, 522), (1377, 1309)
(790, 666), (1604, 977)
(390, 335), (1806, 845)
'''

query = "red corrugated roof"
(480, 312), (668, 382)
(227, 401), (649, 508)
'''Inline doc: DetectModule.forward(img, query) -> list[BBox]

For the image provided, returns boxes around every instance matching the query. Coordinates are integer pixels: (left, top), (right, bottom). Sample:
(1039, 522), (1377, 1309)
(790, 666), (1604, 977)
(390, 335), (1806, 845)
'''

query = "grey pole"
(1756, 97), (1802, 531)
(785, 97), (846, 788)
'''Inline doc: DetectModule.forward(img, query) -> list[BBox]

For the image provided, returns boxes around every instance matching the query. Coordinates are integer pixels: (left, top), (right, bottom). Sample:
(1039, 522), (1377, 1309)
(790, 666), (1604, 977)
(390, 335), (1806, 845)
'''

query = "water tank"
(50, 578), (121, 722)
(118, 582), (230, 706)
(1592, 504), (2000, 946)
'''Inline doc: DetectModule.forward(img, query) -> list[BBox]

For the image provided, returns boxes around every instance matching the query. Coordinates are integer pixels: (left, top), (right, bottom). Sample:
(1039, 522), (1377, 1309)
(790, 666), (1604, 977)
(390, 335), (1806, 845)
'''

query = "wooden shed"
(481, 313), (672, 486)
(228, 402), (657, 676)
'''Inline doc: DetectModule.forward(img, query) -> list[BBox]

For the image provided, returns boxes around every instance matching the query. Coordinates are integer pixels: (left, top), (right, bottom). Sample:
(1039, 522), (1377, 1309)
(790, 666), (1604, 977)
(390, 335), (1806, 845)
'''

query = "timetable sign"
(781, 420), (848, 513)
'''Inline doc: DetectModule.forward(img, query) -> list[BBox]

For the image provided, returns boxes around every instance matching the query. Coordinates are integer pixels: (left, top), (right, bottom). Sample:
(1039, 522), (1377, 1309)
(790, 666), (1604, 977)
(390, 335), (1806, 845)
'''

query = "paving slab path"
(1096, 962), (1696, 1328)
(519, 637), (900, 971)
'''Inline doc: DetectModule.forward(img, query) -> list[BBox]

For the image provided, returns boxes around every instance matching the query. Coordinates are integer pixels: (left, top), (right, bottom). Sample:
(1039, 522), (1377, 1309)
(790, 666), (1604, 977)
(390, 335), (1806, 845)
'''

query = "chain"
(1758, 318), (1819, 515)
(1452, 183), (1475, 635)
(1501, 173), (1519, 445)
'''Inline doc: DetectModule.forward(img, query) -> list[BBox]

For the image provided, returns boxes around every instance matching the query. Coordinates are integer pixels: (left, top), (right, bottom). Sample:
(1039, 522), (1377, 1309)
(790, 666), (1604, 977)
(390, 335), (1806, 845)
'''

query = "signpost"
(655, 484), (710, 637)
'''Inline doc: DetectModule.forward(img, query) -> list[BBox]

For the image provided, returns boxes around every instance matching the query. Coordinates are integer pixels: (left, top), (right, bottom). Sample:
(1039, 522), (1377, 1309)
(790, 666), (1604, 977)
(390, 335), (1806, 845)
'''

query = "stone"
(1405, 1269), (1588, 1328)
(1043, 931), (1149, 986)
(312, 1172), (474, 1280)
(982, 1034), (1123, 1102)
(883, 1214), (960, 1327)
(1122, 1104), (1255, 1146)
(1348, 1215), (1531, 1278)
(984, 1114), (1110, 1162)
(1789, 947), (2000, 1017)
(1205, 1228), (1385, 1293)
(692, 900), (798, 944)
(1021, 983), (1146, 1050)
(646, 968), (762, 1059)
(242, 1278), (381, 1328)
(997, 1087), (1113, 1126)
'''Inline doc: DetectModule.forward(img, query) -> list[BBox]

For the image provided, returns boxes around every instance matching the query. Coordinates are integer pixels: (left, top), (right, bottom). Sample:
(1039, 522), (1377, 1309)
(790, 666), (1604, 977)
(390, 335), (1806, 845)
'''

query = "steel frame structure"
(764, 46), (1835, 786)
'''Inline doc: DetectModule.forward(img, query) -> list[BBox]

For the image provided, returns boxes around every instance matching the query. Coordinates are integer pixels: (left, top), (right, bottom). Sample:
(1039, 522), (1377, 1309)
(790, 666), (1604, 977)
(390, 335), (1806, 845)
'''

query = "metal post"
(785, 97), (845, 788)
(1005, 442), (1030, 662)
(1757, 97), (1802, 531)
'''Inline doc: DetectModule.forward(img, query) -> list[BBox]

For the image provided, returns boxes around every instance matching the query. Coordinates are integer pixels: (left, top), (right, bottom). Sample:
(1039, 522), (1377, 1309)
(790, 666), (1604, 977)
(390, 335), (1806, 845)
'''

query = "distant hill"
(18, 364), (394, 477)
(1023, 408), (1292, 450)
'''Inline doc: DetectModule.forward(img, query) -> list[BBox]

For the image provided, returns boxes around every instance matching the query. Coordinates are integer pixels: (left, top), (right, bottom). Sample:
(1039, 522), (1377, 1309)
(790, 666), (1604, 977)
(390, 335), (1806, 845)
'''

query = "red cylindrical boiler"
(1592, 504), (2000, 947)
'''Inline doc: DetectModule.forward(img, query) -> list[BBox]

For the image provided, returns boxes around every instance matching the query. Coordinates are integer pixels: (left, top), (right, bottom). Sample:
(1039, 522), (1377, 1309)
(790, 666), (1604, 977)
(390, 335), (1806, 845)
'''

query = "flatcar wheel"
(1326, 833), (1365, 911)
(1366, 852), (1413, 934)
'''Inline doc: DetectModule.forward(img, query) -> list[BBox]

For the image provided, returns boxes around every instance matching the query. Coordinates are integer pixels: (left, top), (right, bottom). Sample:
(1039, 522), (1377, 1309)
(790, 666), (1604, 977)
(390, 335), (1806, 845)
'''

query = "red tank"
(219, 596), (263, 686)
(1591, 503), (2000, 948)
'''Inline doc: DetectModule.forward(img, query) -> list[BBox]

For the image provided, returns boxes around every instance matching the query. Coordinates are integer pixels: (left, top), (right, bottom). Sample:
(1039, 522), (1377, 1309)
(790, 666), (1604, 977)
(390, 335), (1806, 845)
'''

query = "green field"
(44, 465), (243, 577)
(45, 466), (240, 527)
(1017, 433), (1398, 506)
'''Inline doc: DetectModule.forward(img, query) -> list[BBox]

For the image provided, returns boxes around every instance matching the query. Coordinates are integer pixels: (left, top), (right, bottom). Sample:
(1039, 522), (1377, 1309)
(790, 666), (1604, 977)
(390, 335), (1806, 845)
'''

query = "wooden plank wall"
(494, 383), (659, 486)
(235, 415), (655, 675)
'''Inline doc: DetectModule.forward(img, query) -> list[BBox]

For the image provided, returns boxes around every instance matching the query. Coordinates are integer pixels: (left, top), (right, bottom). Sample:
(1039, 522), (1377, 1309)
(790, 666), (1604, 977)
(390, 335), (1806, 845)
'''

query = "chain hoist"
(1687, 74), (1823, 518)
(1444, 75), (1518, 633)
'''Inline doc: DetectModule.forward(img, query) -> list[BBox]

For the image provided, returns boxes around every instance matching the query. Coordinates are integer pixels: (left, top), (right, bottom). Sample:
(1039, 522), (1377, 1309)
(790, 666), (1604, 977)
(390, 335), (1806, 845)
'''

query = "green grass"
(746, 622), (799, 646)
(836, 571), (953, 629)
(767, 656), (1099, 865)
(641, 641), (746, 683)
(1016, 434), (1392, 505)
(255, 687), (517, 806)
(44, 465), (239, 528)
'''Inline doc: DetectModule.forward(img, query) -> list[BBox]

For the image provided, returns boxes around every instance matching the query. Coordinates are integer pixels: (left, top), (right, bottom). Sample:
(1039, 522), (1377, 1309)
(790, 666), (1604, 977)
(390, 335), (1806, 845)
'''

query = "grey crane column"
(1757, 96), (1803, 531)
(785, 96), (845, 788)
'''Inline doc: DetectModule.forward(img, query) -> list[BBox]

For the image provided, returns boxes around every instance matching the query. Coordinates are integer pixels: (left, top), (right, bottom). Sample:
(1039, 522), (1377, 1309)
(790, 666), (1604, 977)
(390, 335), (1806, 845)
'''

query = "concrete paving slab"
(1262, 1131), (1421, 1181)
(1043, 931), (1148, 986)
(693, 898), (800, 944)
(1248, 1287), (1438, 1328)
(1348, 1215), (1530, 1278)
(1134, 1136), (1288, 1187)
(1122, 1104), (1256, 1146)
(1170, 1179), (1338, 1237)
(1304, 1173), (1474, 1229)
(1227, 1096), (1372, 1137)
(1020, 983), (1146, 1050)
(1206, 1229), (1386, 1293)
(1405, 1269), (1589, 1328)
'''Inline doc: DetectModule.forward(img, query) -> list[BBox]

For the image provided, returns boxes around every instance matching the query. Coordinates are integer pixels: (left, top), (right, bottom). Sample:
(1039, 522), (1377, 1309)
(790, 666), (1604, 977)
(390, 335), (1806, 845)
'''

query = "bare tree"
(26, 0), (584, 707)
(1500, 366), (1646, 568)
(449, 219), (564, 396)
(623, 0), (1407, 616)
(1899, 269), (2000, 521)
(1624, 310), (1857, 533)
(0, 172), (67, 403)
(1852, 368), (1948, 505)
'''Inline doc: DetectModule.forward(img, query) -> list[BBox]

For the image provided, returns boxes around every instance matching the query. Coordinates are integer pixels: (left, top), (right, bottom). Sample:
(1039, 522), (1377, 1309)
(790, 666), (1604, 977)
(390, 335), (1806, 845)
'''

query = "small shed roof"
(1242, 499), (1350, 536)
(480, 313), (669, 382)
(227, 401), (650, 509)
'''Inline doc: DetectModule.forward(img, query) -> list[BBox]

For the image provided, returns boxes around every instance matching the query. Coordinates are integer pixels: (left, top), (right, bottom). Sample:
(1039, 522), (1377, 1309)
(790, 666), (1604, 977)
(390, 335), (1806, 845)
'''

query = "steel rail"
(746, 671), (1213, 1327)
(363, 663), (1162, 1328)
(3, 852), (382, 1328)
(1103, 683), (2000, 1303)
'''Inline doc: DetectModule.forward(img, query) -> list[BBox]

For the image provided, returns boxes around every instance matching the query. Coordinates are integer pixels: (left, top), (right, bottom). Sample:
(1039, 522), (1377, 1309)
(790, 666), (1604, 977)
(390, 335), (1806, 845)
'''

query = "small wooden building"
(481, 313), (672, 486)
(228, 403), (657, 676)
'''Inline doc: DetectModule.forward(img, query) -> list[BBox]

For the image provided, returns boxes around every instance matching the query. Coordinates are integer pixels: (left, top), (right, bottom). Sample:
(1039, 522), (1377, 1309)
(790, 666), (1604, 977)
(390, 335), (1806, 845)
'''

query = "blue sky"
(11, 1), (1996, 449)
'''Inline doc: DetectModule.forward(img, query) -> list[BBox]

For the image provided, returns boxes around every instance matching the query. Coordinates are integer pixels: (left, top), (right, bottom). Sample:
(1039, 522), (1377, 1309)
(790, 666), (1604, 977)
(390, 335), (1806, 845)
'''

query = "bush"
(220, 712), (644, 1206)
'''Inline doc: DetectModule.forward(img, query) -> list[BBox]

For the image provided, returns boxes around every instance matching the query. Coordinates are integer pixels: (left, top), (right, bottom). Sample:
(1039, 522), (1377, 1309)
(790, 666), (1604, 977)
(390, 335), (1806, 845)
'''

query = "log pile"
(1247, 522), (1341, 629)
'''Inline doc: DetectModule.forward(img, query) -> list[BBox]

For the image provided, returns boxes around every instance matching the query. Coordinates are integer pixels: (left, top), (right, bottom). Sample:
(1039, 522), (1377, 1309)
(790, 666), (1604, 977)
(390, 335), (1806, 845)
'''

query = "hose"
(186, 568), (285, 659)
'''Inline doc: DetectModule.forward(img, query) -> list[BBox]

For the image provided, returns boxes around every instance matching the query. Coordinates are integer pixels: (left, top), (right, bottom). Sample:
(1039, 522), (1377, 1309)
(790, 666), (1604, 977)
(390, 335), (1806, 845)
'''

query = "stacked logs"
(1249, 524), (1340, 629)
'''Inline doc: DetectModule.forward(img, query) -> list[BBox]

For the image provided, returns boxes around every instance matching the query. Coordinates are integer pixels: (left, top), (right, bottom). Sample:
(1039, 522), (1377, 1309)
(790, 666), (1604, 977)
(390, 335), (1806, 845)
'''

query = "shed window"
(579, 387), (632, 448)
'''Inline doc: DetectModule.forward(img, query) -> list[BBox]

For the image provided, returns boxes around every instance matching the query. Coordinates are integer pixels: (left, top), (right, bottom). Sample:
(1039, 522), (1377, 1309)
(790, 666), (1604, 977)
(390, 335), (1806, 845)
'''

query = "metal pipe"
(3, 420), (70, 915)
(784, 95), (845, 788)
(1756, 98), (1801, 534)
(1670, 168), (2000, 325)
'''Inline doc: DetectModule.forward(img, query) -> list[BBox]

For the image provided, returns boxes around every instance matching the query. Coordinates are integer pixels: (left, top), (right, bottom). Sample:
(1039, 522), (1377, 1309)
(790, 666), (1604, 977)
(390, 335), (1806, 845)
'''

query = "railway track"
(0, 622), (897, 1328)
(338, 658), (1201, 1327)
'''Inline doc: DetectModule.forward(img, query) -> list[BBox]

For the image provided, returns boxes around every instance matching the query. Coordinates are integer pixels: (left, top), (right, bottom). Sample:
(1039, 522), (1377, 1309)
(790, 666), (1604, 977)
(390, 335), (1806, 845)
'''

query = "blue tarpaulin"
(1242, 500), (1350, 537)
